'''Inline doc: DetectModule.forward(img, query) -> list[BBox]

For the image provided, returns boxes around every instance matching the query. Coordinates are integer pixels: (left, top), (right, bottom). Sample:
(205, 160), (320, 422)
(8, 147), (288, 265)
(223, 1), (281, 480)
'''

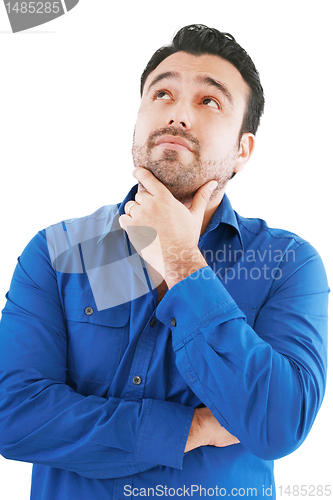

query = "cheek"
(201, 130), (229, 157)
(199, 120), (240, 158)
(135, 98), (161, 136)
(134, 111), (155, 146)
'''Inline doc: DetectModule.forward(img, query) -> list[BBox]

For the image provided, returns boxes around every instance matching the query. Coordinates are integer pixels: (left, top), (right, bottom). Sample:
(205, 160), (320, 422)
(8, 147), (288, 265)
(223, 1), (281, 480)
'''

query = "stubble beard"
(132, 127), (239, 206)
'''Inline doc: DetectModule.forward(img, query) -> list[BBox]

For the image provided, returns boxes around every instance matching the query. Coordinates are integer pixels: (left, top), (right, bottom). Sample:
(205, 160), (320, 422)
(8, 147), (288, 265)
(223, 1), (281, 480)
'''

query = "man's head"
(132, 24), (265, 205)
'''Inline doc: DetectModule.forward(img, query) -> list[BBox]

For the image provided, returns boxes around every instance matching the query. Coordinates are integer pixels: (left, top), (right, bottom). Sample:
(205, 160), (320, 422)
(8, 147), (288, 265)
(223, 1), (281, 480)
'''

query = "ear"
(234, 133), (255, 173)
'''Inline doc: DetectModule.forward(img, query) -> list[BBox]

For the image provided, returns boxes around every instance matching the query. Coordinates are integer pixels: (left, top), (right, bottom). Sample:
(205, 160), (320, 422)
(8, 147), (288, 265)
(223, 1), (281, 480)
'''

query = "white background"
(0, 0), (332, 498)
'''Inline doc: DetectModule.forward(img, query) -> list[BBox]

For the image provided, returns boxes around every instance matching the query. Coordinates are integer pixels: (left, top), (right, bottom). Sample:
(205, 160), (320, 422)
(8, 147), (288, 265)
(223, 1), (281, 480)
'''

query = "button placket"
(125, 314), (158, 402)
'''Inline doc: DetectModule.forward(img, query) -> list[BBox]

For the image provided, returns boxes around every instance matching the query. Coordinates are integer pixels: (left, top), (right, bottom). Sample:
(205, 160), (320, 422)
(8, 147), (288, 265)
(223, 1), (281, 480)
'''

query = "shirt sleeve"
(0, 231), (193, 479)
(156, 241), (329, 461)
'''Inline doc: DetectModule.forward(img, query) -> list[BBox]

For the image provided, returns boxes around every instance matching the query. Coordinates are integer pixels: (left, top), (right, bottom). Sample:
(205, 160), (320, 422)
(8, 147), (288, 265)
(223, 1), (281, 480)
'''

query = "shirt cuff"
(156, 266), (245, 348)
(134, 399), (194, 469)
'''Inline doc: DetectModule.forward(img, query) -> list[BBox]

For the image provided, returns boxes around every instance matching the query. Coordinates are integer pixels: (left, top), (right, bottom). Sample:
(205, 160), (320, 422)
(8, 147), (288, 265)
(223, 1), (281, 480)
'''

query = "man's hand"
(185, 407), (240, 453)
(118, 167), (217, 289)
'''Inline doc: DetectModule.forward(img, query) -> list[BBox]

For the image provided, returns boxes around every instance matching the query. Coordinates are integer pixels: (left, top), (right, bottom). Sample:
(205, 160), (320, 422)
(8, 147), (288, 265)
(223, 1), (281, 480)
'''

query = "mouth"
(155, 135), (193, 152)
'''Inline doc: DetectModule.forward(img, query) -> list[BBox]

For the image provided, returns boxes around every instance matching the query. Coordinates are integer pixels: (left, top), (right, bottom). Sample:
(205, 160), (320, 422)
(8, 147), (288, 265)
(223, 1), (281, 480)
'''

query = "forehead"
(144, 51), (249, 105)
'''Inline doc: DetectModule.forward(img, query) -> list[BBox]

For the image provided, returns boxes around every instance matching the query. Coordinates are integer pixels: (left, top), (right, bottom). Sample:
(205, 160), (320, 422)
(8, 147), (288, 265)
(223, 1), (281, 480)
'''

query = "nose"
(166, 98), (192, 130)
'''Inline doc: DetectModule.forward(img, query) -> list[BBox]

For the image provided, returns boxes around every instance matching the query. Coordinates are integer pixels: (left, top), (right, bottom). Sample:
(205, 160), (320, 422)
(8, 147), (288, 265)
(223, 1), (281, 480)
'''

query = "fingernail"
(209, 181), (218, 192)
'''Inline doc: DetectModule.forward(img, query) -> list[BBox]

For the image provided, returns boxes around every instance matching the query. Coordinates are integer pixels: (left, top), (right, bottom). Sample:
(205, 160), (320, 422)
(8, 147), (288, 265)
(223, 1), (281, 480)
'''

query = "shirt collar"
(97, 184), (139, 244)
(98, 184), (243, 249)
(200, 192), (244, 249)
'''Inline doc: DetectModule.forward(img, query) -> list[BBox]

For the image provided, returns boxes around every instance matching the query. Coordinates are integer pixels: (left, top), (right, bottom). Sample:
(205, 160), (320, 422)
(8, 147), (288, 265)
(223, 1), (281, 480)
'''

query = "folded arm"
(0, 231), (193, 478)
(157, 242), (329, 460)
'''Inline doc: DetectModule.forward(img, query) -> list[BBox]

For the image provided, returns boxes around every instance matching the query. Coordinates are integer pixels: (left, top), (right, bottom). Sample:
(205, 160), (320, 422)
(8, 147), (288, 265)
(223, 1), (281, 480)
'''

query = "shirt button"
(133, 376), (142, 385)
(84, 306), (94, 316)
(171, 317), (177, 327)
(150, 318), (156, 327)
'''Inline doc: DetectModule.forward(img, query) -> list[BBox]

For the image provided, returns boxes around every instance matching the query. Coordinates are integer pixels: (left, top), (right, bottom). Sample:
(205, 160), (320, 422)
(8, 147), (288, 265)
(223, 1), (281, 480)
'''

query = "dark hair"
(140, 24), (265, 138)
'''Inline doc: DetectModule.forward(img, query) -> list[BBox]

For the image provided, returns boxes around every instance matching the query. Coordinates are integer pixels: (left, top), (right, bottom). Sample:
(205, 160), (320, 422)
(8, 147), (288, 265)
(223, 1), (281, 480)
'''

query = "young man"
(0, 24), (328, 500)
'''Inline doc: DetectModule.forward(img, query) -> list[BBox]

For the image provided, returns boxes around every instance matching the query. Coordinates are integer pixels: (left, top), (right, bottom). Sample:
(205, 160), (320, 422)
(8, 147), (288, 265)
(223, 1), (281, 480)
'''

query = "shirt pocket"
(62, 290), (130, 397)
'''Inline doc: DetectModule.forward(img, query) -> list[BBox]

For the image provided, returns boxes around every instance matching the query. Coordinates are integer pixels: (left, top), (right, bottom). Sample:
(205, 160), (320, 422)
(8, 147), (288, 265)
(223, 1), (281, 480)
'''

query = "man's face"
(132, 51), (251, 205)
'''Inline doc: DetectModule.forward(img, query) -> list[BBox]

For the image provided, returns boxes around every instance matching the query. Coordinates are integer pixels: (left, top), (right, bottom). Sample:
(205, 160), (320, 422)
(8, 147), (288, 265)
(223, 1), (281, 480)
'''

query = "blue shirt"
(0, 185), (329, 500)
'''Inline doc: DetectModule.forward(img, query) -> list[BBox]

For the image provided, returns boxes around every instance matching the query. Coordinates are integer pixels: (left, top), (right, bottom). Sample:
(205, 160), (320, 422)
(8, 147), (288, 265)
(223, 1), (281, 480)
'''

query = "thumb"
(189, 180), (218, 217)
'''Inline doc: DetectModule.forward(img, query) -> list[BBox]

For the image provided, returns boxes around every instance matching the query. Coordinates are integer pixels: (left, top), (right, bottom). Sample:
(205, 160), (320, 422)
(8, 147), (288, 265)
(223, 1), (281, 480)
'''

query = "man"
(0, 24), (328, 500)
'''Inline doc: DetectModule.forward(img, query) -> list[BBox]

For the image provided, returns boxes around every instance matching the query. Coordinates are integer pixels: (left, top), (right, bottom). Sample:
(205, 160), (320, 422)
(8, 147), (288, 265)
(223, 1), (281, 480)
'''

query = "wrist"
(185, 410), (199, 453)
(165, 250), (207, 289)
(184, 408), (207, 453)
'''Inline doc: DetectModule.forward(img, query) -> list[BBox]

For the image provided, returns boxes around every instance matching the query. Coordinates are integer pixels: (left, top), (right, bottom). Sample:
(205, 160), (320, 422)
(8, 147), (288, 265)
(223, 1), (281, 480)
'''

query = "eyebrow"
(195, 75), (233, 107)
(146, 71), (233, 107)
(147, 71), (180, 93)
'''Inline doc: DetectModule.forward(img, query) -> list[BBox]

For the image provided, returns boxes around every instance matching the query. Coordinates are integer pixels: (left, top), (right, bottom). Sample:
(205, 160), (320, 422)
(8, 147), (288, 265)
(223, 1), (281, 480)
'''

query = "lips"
(155, 135), (193, 152)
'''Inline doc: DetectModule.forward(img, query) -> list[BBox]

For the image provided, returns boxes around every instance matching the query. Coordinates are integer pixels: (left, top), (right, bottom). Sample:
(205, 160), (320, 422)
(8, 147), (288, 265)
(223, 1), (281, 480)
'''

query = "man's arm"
(0, 230), (194, 478)
(120, 168), (328, 461)
(156, 242), (329, 461)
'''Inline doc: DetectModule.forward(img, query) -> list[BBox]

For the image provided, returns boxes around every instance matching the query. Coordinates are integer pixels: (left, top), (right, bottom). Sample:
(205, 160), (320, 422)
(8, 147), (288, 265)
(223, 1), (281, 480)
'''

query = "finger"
(118, 214), (129, 230)
(190, 181), (218, 218)
(135, 190), (152, 205)
(119, 213), (140, 229)
(137, 181), (149, 193)
(133, 167), (169, 197)
(124, 201), (140, 218)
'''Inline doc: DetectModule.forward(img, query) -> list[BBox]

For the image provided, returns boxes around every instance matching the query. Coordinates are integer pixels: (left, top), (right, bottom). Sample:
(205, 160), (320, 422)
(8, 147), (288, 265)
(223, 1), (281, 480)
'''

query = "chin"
(163, 185), (197, 206)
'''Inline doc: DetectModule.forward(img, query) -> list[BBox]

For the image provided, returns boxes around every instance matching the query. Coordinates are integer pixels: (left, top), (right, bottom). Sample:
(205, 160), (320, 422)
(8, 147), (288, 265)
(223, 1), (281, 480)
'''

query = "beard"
(132, 126), (239, 206)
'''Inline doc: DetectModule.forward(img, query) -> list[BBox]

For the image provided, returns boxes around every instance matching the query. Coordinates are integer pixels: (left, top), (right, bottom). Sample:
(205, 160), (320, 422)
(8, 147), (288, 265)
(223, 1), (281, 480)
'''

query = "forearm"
(157, 263), (328, 460)
(177, 324), (308, 459)
(0, 368), (193, 477)
(0, 231), (194, 477)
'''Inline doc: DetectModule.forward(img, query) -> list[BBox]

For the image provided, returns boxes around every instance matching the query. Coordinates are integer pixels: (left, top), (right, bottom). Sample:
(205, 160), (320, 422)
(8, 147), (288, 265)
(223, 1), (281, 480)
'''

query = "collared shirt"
(0, 185), (329, 500)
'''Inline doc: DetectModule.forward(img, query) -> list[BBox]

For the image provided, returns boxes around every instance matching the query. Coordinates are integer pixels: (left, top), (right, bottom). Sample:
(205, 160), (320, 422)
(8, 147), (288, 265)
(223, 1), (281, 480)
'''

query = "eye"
(202, 97), (220, 109)
(154, 90), (171, 100)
